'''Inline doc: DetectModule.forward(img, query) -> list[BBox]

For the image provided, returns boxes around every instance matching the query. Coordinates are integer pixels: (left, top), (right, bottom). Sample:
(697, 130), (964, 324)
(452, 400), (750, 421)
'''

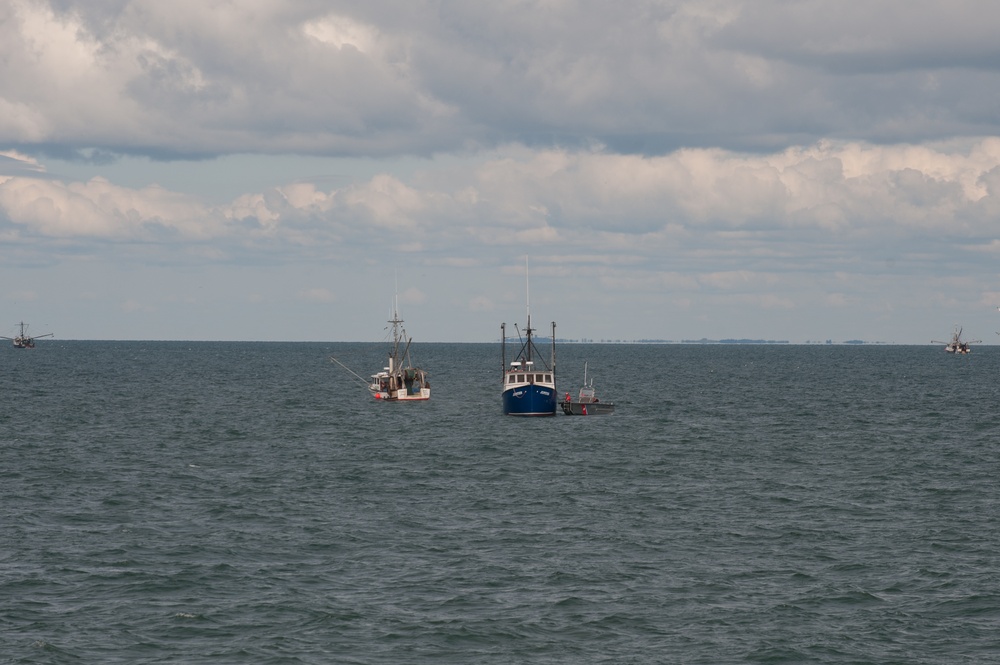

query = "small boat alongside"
(561, 363), (615, 415)
(2, 322), (53, 349)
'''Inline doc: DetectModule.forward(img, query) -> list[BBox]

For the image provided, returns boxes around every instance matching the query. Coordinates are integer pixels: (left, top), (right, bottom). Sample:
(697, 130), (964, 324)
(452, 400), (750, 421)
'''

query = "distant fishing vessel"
(2, 322), (53, 349)
(933, 326), (979, 354)
(331, 297), (430, 401)
(367, 298), (430, 401)
(501, 260), (557, 416)
(561, 363), (615, 416)
(330, 298), (431, 402)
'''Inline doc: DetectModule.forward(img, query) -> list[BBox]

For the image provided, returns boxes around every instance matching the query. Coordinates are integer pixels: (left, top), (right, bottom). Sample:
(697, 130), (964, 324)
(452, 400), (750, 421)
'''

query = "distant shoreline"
(16, 339), (931, 345)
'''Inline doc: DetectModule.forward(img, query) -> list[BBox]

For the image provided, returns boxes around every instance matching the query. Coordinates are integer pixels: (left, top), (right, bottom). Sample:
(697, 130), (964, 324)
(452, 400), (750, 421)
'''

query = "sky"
(3, 0), (1000, 343)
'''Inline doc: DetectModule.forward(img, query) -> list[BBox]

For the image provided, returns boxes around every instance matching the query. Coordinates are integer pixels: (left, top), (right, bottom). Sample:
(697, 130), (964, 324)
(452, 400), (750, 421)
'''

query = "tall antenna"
(393, 269), (399, 321)
(525, 255), (530, 329)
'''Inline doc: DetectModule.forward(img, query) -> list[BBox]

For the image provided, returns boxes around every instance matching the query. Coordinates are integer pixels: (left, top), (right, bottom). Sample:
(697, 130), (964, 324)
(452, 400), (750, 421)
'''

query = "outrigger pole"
(330, 356), (371, 388)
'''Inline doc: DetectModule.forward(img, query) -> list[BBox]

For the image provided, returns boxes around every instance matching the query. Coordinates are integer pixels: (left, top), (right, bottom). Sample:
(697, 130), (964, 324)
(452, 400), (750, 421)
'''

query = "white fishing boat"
(2, 322), (53, 349)
(367, 291), (431, 400)
(332, 297), (430, 401)
(372, 328), (429, 404)
(933, 326), (979, 354)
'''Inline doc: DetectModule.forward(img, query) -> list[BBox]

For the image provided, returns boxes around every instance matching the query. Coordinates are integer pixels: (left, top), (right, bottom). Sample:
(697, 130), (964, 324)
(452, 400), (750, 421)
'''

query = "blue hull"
(502, 384), (557, 416)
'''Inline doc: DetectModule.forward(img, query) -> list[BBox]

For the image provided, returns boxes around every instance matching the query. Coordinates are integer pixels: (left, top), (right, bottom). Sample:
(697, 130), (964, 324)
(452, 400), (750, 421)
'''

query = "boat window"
(534, 374), (543, 383)
(508, 375), (516, 384)
(517, 374), (525, 383)
(544, 374), (551, 383)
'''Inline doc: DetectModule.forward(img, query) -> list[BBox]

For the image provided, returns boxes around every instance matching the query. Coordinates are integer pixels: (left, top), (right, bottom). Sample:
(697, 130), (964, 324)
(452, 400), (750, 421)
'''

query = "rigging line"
(329, 357), (372, 387)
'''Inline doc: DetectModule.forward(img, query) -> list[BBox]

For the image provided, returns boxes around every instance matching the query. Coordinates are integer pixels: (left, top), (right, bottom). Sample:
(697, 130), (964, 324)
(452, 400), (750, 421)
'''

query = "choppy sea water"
(2, 341), (999, 664)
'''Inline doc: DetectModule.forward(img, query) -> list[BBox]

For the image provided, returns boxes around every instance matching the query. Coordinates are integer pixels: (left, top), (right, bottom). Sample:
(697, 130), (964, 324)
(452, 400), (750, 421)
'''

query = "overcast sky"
(3, 0), (1000, 343)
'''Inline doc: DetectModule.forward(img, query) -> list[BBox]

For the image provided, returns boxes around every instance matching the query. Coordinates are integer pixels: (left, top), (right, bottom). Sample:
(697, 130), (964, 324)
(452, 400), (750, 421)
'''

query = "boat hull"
(561, 401), (615, 416)
(373, 388), (430, 401)
(503, 384), (557, 416)
(369, 367), (430, 402)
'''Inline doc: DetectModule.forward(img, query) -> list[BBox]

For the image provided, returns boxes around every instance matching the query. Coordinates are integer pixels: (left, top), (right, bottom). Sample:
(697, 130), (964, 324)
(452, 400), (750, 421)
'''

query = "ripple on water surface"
(2, 342), (1000, 663)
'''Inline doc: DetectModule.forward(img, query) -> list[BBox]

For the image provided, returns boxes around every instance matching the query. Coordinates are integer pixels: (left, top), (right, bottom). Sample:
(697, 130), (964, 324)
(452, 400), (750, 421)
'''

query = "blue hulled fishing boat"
(501, 319), (557, 415)
(501, 261), (557, 416)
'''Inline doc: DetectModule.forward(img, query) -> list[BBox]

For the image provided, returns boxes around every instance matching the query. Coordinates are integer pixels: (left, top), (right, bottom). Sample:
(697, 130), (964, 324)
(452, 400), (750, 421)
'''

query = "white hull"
(372, 387), (431, 401)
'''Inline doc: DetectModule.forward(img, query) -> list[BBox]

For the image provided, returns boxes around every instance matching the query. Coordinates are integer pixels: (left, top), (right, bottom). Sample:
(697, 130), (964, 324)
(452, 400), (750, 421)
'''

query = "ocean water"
(2, 341), (999, 664)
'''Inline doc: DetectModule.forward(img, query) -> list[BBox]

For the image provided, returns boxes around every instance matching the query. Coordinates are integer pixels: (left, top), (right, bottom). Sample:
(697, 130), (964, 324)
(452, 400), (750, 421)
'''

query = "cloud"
(0, 151), (46, 176)
(3, 289), (38, 302)
(717, 2), (1000, 73)
(4, 1), (1000, 342)
(4, 0), (1000, 160)
(398, 287), (426, 306)
(0, 174), (215, 239)
(302, 13), (381, 53)
(298, 287), (336, 303)
(4, 139), (1000, 278)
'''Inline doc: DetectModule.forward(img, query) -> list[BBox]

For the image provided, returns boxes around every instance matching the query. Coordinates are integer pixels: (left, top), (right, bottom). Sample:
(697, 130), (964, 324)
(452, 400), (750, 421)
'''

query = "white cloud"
(302, 14), (380, 53)
(0, 175), (214, 238)
(398, 287), (426, 306)
(298, 288), (336, 303)
(4, 139), (1000, 272)
(4, 0), (1000, 158)
(0, 150), (45, 174)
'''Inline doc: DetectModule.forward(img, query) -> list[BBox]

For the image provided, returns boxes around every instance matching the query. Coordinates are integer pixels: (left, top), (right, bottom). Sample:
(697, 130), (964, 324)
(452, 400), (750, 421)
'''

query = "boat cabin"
(505, 360), (554, 388)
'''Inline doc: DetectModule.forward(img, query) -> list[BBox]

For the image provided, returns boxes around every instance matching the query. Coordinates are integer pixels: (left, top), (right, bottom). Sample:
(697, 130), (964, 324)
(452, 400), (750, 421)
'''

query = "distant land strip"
(556, 339), (882, 345)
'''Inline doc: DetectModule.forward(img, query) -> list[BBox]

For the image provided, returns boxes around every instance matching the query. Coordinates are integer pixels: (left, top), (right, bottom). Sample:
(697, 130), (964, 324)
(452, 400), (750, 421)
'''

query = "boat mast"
(551, 321), (556, 377)
(524, 255), (532, 363)
(501, 322), (506, 383)
(390, 271), (401, 373)
(388, 295), (404, 374)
